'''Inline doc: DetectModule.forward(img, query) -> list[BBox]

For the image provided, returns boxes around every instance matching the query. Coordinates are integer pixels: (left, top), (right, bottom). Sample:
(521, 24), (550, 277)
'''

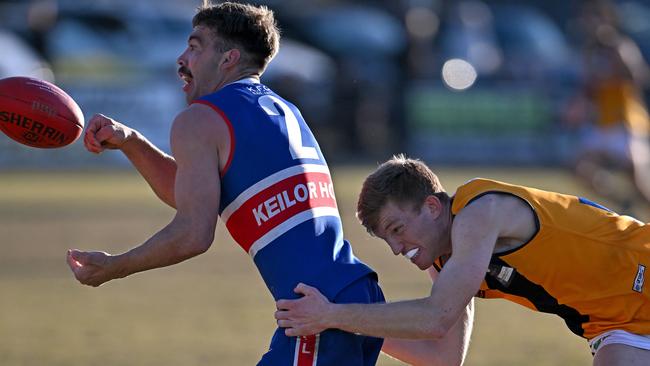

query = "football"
(0, 76), (84, 148)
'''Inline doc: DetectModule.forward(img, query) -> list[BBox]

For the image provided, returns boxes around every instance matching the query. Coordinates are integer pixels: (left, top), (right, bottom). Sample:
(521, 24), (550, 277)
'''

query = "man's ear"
(221, 49), (241, 68)
(424, 195), (443, 219)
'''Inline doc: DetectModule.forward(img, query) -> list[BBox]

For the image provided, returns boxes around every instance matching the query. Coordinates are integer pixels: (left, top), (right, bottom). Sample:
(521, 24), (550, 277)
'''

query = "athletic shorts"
(589, 329), (650, 356)
(257, 273), (385, 366)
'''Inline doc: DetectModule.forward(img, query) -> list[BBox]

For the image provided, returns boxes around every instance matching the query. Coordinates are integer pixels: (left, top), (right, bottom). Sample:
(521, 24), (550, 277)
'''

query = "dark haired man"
(67, 2), (385, 364)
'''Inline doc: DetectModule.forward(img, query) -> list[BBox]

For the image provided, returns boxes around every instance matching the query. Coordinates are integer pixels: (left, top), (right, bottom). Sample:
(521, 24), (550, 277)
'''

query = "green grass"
(0, 167), (596, 365)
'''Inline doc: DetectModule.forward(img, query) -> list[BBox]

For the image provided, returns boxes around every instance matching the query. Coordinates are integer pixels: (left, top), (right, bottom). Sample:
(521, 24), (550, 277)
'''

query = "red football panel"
(0, 94), (82, 148)
(0, 77), (83, 128)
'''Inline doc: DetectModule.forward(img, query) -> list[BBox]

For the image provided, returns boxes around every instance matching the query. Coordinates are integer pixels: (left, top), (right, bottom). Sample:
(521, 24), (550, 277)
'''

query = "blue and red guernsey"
(194, 80), (374, 301)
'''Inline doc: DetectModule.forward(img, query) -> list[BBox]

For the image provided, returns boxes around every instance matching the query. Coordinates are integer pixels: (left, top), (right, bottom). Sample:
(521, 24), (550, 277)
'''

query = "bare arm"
(276, 195), (512, 340)
(68, 106), (224, 286)
(381, 268), (474, 366)
(121, 131), (178, 207)
(84, 114), (178, 207)
(382, 299), (474, 366)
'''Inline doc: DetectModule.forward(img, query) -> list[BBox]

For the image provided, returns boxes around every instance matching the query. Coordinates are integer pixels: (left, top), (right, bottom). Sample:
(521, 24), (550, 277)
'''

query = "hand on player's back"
(84, 114), (137, 153)
(66, 249), (119, 287)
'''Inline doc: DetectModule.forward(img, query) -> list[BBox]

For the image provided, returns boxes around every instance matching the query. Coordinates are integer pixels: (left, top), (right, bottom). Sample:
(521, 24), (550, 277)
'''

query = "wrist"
(120, 129), (143, 152)
(110, 253), (131, 279)
(324, 303), (343, 329)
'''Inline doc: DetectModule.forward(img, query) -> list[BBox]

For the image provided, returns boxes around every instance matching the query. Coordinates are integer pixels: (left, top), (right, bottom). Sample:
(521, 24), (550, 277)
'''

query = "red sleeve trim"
(191, 99), (235, 177)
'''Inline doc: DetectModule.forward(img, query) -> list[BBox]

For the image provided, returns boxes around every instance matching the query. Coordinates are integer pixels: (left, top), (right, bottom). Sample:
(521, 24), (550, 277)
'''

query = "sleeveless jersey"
(451, 178), (650, 339)
(193, 80), (373, 301)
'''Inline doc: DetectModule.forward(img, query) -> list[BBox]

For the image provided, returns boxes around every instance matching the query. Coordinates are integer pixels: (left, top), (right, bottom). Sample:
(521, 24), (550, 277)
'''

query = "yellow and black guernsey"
(448, 178), (650, 340)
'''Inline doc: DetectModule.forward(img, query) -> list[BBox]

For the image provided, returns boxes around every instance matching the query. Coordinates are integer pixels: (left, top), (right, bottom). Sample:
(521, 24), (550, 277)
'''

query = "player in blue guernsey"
(66, 2), (390, 365)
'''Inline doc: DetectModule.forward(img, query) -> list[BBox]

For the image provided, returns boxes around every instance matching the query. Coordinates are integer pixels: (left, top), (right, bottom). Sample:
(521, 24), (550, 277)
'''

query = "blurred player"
(566, 0), (650, 218)
(276, 155), (650, 366)
(66, 2), (386, 364)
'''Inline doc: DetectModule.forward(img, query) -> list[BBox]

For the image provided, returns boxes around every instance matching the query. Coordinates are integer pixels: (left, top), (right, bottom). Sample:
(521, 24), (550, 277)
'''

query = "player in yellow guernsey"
(568, 2), (650, 216)
(275, 155), (650, 366)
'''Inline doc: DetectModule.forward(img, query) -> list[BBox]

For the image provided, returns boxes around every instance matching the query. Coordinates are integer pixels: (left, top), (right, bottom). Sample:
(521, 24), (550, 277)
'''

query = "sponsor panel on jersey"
(633, 264), (646, 293)
(222, 164), (340, 256)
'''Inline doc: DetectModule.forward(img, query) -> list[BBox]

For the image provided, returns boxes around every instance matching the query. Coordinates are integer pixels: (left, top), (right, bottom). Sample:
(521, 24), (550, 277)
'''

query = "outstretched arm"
(84, 114), (178, 207)
(68, 106), (223, 286)
(276, 195), (507, 339)
(382, 299), (474, 366)
(381, 267), (474, 366)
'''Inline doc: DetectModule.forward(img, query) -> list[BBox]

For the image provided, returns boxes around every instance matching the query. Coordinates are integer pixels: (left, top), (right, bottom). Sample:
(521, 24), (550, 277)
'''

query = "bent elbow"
(179, 233), (213, 258)
(413, 356), (461, 366)
(440, 350), (465, 366)
(420, 323), (448, 340)
(190, 239), (212, 256)
(418, 347), (463, 366)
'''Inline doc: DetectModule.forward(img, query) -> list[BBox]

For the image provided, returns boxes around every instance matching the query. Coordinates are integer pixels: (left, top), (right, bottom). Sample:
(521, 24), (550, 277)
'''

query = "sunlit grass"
(0, 168), (593, 365)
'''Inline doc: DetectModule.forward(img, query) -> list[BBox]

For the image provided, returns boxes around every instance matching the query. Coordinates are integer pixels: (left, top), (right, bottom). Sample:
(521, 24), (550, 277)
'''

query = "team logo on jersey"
(488, 264), (515, 287)
(222, 164), (340, 257)
(633, 264), (646, 293)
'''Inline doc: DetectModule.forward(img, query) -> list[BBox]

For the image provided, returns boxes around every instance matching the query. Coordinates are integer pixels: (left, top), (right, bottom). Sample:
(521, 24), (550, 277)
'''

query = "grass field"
(0, 167), (600, 365)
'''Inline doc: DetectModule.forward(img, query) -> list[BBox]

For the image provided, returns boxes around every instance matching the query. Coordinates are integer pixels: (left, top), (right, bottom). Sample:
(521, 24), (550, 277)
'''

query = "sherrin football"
(0, 76), (84, 148)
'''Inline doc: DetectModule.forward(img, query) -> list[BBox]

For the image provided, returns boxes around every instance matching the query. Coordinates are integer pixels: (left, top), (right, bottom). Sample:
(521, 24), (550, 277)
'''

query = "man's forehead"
(376, 204), (400, 231)
(188, 26), (213, 43)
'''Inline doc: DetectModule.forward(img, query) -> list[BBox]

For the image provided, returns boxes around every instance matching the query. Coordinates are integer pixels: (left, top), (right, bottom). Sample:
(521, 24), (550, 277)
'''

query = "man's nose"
(177, 51), (187, 66)
(387, 239), (403, 256)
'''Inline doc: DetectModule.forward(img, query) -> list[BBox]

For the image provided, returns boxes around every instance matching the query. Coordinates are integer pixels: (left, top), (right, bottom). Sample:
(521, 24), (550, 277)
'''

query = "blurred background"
(1, 0), (649, 365)
(3, 0), (650, 215)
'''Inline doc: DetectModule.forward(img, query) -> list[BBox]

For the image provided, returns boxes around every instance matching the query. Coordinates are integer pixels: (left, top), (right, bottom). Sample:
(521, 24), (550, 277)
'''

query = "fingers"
(95, 125), (119, 146)
(276, 299), (293, 310)
(284, 326), (312, 337)
(276, 283), (316, 309)
(84, 114), (109, 153)
(275, 314), (316, 337)
(84, 127), (103, 153)
(83, 114), (127, 153)
(66, 249), (92, 285)
(276, 318), (292, 328)
(66, 249), (83, 271)
(274, 308), (290, 320)
(293, 282), (317, 296)
(69, 249), (90, 264)
(274, 310), (297, 332)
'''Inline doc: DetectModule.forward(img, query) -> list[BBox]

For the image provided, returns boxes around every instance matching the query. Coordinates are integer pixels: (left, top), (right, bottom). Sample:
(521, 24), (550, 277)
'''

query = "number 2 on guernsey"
(258, 95), (318, 160)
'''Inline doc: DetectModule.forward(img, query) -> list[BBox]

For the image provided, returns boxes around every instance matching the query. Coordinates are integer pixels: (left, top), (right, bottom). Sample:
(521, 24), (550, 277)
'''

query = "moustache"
(178, 66), (192, 77)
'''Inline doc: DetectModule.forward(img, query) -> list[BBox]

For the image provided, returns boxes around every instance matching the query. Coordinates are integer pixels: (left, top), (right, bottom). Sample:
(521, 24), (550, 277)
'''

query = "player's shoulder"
(456, 192), (531, 228)
(171, 103), (230, 143)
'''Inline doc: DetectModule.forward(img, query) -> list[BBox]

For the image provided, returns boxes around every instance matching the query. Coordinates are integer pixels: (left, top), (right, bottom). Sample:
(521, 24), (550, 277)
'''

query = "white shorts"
(589, 329), (650, 355)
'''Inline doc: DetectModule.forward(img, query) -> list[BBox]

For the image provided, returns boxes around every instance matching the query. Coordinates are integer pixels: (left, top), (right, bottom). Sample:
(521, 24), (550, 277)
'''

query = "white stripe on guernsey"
(249, 206), (340, 258)
(221, 164), (332, 221)
(312, 334), (320, 366)
(293, 338), (299, 366)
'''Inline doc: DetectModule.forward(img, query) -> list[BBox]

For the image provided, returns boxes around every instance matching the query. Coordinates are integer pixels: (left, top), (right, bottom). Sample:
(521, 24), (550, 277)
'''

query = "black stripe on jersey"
(485, 256), (590, 338)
